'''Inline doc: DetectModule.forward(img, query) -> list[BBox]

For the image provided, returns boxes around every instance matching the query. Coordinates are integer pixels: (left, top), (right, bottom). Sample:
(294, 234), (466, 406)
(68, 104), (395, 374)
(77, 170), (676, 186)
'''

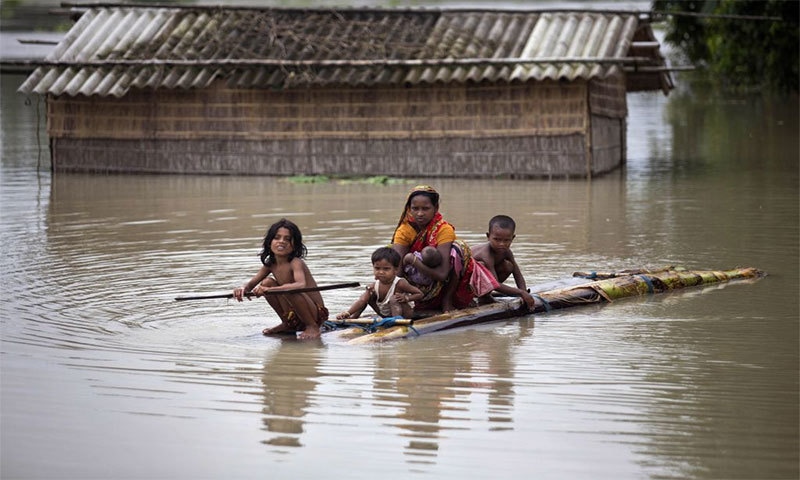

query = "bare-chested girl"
(233, 218), (328, 340)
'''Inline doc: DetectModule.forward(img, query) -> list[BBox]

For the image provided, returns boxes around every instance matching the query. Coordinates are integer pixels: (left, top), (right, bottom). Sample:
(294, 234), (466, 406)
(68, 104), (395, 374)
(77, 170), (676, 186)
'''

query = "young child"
(337, 247), (424, 320)
(233, 218), (328, 340)
(471, 215), (536, 309)
(403, 245), (442, 286)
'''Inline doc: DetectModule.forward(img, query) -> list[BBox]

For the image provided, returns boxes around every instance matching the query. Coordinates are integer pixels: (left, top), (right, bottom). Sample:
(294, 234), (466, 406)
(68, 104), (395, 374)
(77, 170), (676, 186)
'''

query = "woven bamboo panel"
(588, 74), (627, 118)
(44, 77), (633, 177)
(589, 115), (623, 175)
(51, 135), (593, 178)
(47, 81), (590, 141)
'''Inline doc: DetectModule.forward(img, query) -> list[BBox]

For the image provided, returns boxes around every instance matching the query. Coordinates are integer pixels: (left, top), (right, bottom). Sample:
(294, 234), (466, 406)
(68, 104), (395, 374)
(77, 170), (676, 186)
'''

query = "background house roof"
(18, 5), (673, 97)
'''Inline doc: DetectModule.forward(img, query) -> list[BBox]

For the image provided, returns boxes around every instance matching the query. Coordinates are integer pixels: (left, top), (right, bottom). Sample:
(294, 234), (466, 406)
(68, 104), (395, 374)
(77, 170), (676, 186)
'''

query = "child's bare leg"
(477, 293), (496, 305)
(389, 299), (404, 318)
(288, 293), (323, 340)
(394, 300), (414, 319)
(441, 272), (460, 312)
(367, 298), (380, 316)
(262, 296), (296, 335)
(496, 260), (514, 284)
(261, 279), (296, 335)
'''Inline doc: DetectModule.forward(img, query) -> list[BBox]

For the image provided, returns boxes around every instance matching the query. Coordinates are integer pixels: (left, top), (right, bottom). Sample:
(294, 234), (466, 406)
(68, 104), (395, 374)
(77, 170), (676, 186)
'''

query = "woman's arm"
(392, 243), (410, 259)
(392, 243), (411, 278)
(407, 242), (451, 282)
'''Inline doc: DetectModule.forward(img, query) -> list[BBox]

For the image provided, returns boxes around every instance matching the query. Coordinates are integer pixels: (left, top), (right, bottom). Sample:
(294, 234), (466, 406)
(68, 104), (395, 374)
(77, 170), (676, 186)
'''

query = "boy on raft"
(337, 247), (424, 320)
(471, 215), (535, 309)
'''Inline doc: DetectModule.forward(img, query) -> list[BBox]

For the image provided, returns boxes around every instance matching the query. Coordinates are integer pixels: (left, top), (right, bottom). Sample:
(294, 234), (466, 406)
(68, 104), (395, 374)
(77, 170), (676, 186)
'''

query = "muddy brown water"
(1, 70), (798, 479)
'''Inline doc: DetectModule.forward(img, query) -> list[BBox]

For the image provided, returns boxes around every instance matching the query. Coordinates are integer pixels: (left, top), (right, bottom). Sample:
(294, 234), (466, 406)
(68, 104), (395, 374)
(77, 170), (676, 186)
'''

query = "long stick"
(174, 282), (360, 301)
(327, 318), (414, 326)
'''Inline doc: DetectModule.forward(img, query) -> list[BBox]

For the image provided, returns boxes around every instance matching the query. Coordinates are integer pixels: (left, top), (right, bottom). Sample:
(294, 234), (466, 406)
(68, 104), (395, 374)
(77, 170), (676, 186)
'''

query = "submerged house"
(18, 5), (673, 178)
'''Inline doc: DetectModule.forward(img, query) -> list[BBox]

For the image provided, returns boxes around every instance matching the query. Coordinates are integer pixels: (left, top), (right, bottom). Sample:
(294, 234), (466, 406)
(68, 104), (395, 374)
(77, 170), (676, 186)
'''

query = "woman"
(390, 185), (477, 312)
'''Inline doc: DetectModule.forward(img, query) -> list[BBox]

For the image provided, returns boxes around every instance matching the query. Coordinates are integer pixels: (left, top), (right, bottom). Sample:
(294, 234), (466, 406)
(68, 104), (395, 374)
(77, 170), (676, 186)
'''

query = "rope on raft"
(532, 294), (551, 312)
(324, 316), (420, 335)
(637, 274), (655, 294)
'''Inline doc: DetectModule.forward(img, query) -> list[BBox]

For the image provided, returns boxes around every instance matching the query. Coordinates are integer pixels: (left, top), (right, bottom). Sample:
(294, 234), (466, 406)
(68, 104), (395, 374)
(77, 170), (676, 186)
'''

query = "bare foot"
(297, 325), (321, 340)
(262, 322), (294, 336)
(477, 295), (496, 306)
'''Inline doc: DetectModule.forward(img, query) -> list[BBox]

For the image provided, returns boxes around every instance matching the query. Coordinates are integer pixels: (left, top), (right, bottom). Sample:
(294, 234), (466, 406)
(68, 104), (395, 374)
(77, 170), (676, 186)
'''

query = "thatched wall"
(50, 135), (591, 177)
(586, 74), (627, 176)
(47, 79), (628, 178)
(589, 115), (624, 175)
(588, 73), (627, 118)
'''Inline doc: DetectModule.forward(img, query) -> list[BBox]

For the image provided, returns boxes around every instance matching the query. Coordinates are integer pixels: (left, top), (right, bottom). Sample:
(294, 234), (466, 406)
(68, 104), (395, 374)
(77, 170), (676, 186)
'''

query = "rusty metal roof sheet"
(19, 6), (673, 97)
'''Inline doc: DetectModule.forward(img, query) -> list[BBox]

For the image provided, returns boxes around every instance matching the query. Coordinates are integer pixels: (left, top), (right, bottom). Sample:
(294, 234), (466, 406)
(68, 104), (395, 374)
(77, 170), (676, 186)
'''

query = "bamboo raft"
(328, 266), (765, 344)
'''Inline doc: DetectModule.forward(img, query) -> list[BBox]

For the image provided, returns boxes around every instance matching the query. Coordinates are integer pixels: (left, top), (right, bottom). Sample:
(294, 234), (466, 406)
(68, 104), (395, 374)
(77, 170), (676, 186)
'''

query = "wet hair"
(371, 246), (402, 267)
(488, 215), (516, 233)
(260, 218), (307, 266)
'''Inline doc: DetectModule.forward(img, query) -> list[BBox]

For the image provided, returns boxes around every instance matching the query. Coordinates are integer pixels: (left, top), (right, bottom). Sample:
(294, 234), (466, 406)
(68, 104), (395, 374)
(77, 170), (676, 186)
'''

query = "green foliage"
(653, 0), (799, 93)
(287, 175), (331, 184)
(342, 175), (408, 185)
(653, 0), (716, 63)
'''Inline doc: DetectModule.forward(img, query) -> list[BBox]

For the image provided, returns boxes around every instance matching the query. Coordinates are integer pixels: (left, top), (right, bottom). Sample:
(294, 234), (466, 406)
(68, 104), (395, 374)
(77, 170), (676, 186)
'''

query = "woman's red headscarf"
(391, 185), (440, 243)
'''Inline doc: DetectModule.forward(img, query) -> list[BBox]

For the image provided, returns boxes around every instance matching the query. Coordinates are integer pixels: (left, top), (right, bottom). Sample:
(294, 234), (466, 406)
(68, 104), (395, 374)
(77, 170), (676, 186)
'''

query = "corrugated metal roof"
(18, 6), (672, 97)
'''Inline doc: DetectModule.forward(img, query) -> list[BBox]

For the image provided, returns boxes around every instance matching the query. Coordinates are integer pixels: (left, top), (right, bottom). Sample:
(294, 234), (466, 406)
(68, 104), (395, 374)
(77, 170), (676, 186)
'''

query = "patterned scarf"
(410, 212), (448, 252)
(392, 185), (439, 242)
(392, 185), (477, 309)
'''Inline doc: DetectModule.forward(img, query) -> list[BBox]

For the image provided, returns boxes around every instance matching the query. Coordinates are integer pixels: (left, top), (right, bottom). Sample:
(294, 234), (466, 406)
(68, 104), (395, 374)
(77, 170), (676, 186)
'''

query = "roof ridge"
(61, 2), (649, 16)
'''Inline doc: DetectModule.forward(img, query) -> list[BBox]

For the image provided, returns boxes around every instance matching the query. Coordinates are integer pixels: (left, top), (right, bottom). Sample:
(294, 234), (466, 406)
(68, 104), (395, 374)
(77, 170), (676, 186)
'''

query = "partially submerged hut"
(18, 5), (673, 178)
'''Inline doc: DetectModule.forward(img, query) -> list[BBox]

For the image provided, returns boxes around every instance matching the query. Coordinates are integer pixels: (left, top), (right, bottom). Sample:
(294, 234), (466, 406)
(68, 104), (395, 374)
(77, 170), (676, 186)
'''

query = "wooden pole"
(174, 282), (359, 301)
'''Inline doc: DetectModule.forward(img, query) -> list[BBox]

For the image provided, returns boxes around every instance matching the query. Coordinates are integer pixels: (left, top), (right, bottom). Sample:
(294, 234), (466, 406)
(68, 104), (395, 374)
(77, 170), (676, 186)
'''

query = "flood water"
(1, 69), (798, 480)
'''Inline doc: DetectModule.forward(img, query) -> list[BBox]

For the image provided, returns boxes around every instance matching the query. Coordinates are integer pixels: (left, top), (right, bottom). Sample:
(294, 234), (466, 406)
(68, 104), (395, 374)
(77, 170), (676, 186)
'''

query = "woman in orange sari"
(391, 185), (489, 312)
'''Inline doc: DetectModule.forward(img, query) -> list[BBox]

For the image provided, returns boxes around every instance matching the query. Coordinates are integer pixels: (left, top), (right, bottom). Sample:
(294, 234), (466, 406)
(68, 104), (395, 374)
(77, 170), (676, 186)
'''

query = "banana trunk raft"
(326, 267), (765, 344)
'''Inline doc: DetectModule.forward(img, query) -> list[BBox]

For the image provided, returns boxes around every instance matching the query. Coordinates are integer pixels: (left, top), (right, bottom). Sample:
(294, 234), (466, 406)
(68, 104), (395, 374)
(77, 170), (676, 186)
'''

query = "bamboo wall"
(587, 74), (627, 176)
(590, 115), (624, 175)
(588, 73), (627, 119)
(47, 79), (628, 178)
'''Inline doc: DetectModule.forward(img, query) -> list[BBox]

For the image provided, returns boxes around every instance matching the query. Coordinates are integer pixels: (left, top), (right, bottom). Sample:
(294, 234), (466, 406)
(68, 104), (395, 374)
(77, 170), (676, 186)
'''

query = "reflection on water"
(1, 69), (798, 478)
(375, 324), (528, 463)
(260, 339), (324, 449)
(254, 323), (529, 461)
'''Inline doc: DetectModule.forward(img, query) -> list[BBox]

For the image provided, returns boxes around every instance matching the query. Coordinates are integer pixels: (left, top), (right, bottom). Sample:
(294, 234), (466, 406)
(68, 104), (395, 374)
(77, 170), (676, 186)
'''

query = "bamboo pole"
(174, 281), (359, 301)
(327, 317), (414, 326)
(345, 267), (765, 344)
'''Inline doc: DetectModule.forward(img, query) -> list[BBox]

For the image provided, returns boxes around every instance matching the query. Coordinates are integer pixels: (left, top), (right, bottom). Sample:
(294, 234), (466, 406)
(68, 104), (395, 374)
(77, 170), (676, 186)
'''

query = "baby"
(403, 246), (442, 286)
